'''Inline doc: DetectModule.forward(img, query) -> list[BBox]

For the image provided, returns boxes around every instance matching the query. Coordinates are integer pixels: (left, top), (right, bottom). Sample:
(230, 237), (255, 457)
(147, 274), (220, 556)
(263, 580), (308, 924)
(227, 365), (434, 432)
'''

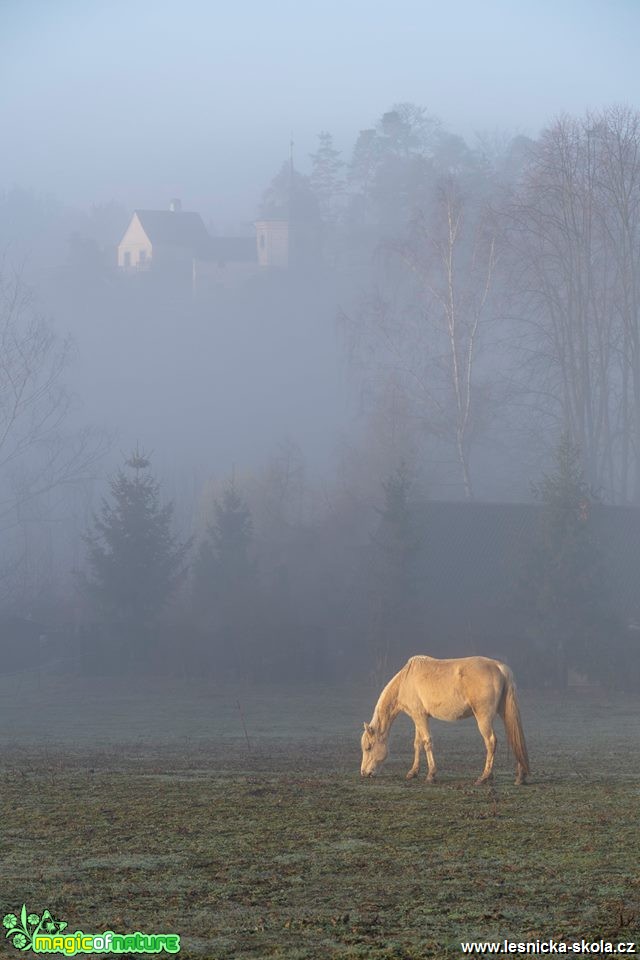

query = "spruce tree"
(309, 131), (345, 224)
(259, 162), (318, 222)
(192, 479), (258, 674)
(82, 449), (190, 663)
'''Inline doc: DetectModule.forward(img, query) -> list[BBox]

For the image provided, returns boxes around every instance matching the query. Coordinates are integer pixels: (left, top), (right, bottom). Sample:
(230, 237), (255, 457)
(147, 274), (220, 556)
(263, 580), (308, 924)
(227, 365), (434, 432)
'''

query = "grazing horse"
(360, 655), (530, 785)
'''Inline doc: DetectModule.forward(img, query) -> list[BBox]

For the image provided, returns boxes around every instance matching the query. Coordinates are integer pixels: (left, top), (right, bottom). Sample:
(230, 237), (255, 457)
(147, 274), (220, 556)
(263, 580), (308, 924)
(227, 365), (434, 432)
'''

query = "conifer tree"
(309, 131), (345, 224)
(82, 448), (190, 661)
(259, 162), (318, 222)
(192, 479), (258, 674)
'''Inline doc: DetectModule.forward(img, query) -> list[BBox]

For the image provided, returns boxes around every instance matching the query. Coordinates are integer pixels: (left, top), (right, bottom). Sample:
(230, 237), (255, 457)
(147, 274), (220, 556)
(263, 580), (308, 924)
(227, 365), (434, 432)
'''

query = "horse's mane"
(371, 666), (406, 733)
(405, 655), (433, 668)
(371, 657), (434, 733)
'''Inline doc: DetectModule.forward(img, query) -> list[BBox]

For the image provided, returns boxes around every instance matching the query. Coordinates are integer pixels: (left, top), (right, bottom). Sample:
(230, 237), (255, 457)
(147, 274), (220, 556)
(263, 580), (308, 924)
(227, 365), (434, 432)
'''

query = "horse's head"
(360, 721), (388, 777)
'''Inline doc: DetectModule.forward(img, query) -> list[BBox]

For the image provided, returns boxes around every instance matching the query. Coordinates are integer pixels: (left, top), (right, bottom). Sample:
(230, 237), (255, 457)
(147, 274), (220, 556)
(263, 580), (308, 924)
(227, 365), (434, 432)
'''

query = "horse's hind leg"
(473, 713), (497, 786)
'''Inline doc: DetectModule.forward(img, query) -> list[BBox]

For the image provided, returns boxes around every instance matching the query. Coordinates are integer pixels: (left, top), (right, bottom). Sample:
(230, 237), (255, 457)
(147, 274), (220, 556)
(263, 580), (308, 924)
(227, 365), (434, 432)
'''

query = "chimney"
(169, 198), (182, 213)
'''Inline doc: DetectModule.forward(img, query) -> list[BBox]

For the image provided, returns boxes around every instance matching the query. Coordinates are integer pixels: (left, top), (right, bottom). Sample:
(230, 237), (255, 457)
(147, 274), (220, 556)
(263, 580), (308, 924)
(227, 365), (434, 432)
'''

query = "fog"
(2, 1), (638, 219)
(1, 0), (640, 694)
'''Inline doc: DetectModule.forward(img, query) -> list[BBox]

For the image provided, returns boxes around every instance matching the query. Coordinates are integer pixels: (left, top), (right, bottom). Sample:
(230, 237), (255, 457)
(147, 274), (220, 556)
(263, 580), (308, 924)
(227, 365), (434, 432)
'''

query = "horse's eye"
(364, 745), (371, 752)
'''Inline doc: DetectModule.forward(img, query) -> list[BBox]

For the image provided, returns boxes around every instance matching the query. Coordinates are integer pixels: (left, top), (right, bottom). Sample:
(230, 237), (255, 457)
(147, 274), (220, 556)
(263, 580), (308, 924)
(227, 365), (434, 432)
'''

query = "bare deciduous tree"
(342, 175), (499, 499)
(596, 106), (640, 503)
(0, 268), (107, 598)
(506, 108), (640, 503)
(397, 178), (497, 498)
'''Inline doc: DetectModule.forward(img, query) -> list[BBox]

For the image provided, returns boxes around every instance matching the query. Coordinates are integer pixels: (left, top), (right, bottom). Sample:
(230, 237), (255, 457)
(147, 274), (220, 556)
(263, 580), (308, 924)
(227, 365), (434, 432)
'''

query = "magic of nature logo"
(3, 905), (180, 955)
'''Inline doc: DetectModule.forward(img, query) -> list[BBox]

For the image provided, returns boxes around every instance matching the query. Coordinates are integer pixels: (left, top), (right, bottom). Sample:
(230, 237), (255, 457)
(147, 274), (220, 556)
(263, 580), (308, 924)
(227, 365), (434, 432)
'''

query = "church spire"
(288, 133), (295, 220)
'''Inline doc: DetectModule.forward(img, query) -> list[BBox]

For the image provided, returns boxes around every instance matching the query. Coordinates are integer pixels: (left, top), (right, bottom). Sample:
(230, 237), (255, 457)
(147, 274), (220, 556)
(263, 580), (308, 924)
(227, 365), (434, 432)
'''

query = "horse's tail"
(498, 664), (530, 778)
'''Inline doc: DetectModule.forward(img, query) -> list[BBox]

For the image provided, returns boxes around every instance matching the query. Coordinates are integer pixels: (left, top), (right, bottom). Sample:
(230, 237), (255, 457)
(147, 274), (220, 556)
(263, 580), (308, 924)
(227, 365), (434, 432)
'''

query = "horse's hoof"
(406, 771), (418, 780)
(474, 778), (488, 786)
(425, 776), (436, 785)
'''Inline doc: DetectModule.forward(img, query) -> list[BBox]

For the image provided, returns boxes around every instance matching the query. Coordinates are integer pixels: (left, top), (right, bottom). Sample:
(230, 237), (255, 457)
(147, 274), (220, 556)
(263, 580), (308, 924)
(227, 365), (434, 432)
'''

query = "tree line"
(265, 103), (640, 506)
(72, 438), (637, 691)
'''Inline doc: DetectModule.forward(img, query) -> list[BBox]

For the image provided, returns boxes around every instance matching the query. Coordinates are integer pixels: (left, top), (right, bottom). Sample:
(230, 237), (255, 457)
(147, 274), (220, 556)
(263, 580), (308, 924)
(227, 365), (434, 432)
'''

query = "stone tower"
(255, 219), (289, 268)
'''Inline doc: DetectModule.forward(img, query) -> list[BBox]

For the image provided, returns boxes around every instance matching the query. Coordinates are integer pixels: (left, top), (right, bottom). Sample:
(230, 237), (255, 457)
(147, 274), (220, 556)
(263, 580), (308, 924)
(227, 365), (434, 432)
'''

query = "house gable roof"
(119, 211), (258, 264)
(133, 210), (211, 252)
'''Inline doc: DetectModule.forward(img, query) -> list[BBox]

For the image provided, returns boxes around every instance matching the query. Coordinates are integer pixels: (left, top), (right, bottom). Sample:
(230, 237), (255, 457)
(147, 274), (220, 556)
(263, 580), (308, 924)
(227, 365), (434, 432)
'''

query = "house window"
(260, 234), (266, 249)
(123, 251), (131, 268)
(139, 250), (147, 267)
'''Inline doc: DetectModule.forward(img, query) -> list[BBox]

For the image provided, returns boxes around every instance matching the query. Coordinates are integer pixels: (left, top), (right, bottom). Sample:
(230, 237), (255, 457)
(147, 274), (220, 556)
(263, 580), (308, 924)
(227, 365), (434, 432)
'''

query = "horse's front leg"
(406, 731), (421, 780)
(413, 717), (436, 783)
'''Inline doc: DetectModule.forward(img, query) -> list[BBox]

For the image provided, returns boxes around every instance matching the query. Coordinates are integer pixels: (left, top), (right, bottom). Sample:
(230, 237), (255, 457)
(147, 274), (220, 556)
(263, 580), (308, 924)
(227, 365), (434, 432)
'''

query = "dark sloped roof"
(197, 236), (257, 264)
(135, 210), (210, 251)
(407, 500), (640, 639)
(591, 504), (640, 621)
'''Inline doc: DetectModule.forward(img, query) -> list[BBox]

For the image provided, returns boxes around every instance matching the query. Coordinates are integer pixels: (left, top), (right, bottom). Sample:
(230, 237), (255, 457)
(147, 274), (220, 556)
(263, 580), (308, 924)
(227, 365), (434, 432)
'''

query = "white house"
(117, 200), (292, 291)
(117, 199), (211, 271)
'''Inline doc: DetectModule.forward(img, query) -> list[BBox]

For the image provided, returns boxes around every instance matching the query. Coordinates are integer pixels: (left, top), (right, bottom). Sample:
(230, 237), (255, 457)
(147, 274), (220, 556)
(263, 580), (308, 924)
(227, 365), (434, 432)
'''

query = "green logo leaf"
(3, 905), (67, 951)
(39, 909), (67, 935)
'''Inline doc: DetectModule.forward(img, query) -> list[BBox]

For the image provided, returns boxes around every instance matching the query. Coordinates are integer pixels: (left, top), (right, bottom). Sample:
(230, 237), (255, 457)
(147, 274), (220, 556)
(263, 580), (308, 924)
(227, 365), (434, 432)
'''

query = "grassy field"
(0, 675), (639, 958)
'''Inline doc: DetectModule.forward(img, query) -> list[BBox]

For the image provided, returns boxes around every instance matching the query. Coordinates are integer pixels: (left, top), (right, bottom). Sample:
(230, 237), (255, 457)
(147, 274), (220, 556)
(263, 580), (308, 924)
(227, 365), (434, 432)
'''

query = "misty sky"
(2, 0), (639, 225)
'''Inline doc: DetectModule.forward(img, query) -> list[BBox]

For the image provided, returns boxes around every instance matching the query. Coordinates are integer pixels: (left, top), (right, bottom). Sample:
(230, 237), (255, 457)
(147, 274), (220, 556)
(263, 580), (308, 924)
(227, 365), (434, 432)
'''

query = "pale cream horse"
(360, 655), (530, 785)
